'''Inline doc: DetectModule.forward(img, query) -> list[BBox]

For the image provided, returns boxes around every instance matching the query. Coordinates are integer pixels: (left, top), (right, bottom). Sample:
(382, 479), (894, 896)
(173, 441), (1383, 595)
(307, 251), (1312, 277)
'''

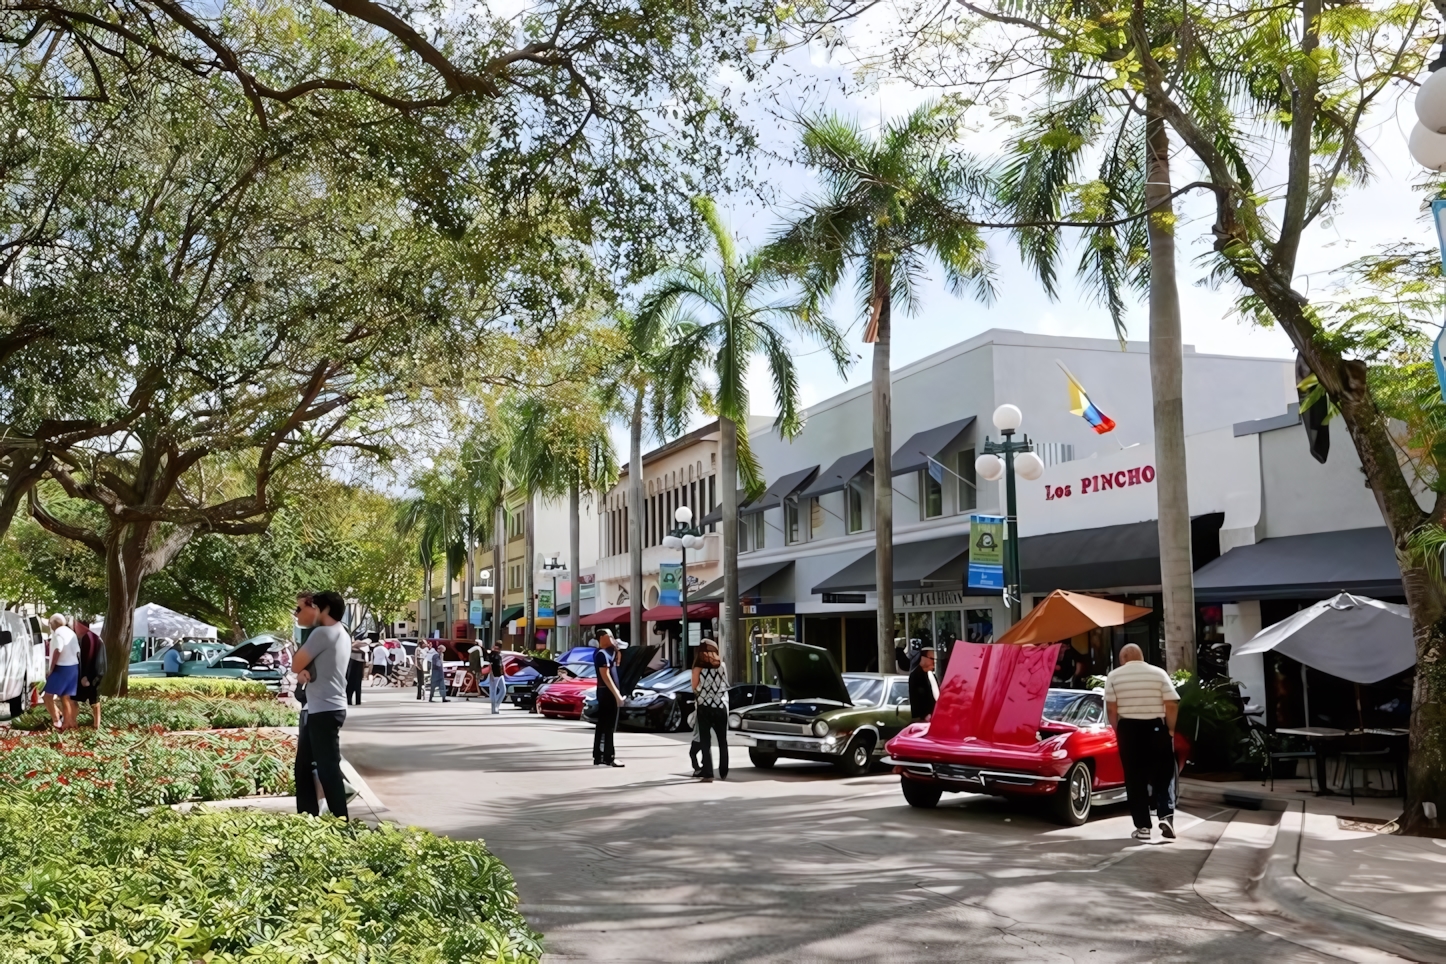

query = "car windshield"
(560, 663), (596, 679)
(1043, 691), (1104, 725)
(638, 667), (674, 688)
(843, 676), (884, 707)
(654, 671), (693, 693)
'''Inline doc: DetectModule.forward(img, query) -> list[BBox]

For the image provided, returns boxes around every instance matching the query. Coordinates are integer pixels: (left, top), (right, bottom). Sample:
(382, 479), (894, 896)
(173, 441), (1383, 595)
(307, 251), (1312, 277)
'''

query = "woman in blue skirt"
(42, 614), (81, 730)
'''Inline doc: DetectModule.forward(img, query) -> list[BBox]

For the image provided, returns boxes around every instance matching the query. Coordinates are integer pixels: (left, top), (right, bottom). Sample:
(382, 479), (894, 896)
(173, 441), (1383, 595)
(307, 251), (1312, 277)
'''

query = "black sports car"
(583, 670), (779, 732)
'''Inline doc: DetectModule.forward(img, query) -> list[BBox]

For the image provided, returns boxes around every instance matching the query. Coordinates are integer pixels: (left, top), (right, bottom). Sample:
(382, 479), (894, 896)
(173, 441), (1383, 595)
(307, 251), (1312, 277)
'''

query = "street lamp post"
(976, 404), (1046, 624)
(535, 555), (569, 653)
(662, 506), (706, 669)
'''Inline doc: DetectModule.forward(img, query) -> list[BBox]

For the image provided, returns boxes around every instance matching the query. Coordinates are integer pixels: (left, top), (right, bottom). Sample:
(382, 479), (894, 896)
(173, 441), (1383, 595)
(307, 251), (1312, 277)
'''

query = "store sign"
(822, 593), (866, 604)
(897, 590), (969, 609)
(537, 589), (554, 618)
(967, 515), (1005, 591)
(468, 599), (485, 626)
(579, 573), (596, 600)
(1044, 465), (1155, 501)
(659, 562), (682, 605)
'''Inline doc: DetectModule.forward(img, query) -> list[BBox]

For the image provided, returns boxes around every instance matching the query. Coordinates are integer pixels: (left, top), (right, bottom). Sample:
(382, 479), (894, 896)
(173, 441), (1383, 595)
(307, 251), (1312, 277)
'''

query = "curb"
(340, 757), (390, 818)
(1195, 803), (1446, 963)
(1179, 778), (1289, 812)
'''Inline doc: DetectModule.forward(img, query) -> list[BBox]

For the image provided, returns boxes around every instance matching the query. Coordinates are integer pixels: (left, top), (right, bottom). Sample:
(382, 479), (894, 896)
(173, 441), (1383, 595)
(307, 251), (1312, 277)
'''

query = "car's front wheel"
(1051, 761), (1093, 825)
(749, 748), (778, 768)
(835, 733), (875, 777)
(662, 701), (682, 732)
(901, 777), (942, 808)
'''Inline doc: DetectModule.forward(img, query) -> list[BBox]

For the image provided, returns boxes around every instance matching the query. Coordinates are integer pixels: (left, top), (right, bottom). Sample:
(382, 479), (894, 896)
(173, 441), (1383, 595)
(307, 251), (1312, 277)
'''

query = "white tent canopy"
(1234, 593), (1415, 684)
(94, 603), (218, 640)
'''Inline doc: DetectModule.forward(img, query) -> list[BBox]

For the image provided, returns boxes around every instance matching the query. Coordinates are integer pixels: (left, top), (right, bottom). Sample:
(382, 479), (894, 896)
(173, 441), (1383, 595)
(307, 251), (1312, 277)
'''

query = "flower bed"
(8, 695), (298, 732)
(0, 799), (543, 963)
(0, 728), (296, 807)
(126, 677), (276, 700)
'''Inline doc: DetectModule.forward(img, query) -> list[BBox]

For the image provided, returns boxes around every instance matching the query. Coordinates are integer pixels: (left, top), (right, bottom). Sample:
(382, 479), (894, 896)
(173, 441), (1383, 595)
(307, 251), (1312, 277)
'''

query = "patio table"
(1275, 726), (1348, 795)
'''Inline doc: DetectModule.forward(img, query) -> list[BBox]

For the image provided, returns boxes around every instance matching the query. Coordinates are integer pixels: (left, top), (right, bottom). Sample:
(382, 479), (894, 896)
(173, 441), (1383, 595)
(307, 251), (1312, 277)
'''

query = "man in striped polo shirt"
(1104, 644), (1180, 841)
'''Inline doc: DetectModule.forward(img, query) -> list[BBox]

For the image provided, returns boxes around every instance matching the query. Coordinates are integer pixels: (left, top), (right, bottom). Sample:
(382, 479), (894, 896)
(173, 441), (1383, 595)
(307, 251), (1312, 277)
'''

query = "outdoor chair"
(1335, 734), (1397, 803)
(1265, 732), (1316, 793)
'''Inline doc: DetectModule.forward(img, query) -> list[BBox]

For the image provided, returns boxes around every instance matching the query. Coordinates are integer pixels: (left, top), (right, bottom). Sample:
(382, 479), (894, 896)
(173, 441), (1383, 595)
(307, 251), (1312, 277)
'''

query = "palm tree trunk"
(443, 554), (454, 640)
(870, 268), (895, 675)
(569, 480), (581, 650)
(493, 503), (504, 648)
(463, 519), (475, 641)
(524, 493), (536, 648)
(421, 564), (432, 638)
(720, 416), (743, 676)
(629, 391), (645, 650)
(1145, 106), (1194, 674)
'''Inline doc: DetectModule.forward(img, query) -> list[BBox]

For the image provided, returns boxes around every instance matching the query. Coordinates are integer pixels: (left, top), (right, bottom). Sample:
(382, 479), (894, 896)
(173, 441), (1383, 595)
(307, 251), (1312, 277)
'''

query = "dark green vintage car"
(728, 641), (913, 776)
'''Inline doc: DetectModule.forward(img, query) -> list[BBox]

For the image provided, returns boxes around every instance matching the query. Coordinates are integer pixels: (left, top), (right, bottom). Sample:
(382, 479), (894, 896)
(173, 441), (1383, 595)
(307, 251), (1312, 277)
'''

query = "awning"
(798, 448), (874, 499)
(700, 490), (752, 526)
(1019, 520), (1161, 594)
(1193, 527), (1401, 602)
(641, 602), (719, 621)
(579, 606), (631, 626)
(740, 466), (819, 516)
(694, 561), (793, 602)
(495, 605), (524, 626)
(811, 537), (968, 593)
(997, 590), (1153, 645)
(891, 416), (976, 477)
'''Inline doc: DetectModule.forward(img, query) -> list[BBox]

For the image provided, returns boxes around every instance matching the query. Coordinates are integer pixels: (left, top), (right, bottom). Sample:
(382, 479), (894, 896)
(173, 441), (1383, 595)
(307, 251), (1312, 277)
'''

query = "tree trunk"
(421, 564), (432, 638)
(629, 391), (644, 649)
(569, 481), (581, 651)
(1145, 106), (1195, 674)
(463, 519), (475, 641)
(493, 503), (504, 649)
(1402, 566), (1446, 837)
(524, 493), (535, 647)
(871, 268), (895, 675)
(720, 416), (743, 675)
(443, 553), (454, 639)
(99, 527), (145, 697)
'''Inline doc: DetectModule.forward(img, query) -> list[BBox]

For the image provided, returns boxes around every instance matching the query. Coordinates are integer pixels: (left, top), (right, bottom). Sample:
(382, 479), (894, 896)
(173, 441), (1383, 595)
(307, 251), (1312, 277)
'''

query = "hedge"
(125, 676), (275, 699)
(8, 695), (297, 732)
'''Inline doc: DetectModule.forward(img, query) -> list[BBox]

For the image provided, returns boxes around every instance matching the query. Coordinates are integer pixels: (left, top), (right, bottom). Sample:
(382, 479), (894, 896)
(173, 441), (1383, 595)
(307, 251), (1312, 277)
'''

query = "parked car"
(883, 642), (1190, 825)
(728, 642), (913, 776)
(0, 611), (43, 716)
(129, 634), (287, 688)
(535, 664), (597, 719)
(581, 665), (676, 724)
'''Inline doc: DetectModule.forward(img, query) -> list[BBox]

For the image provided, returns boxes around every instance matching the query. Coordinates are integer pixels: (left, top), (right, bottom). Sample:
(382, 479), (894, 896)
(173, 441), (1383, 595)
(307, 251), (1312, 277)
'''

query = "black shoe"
(691, 767), (703, 778)
(606, 761), (625, 767)
(1159, 818), (1176, 840)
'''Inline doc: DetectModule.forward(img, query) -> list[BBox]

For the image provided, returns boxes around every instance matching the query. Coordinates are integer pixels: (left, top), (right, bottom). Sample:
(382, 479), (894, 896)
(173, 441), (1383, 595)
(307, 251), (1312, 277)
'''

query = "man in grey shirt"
(292, 590), (350, 818)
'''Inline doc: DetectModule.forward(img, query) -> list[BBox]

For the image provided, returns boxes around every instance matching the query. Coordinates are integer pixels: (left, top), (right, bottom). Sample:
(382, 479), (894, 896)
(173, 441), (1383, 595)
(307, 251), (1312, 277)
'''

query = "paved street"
(341, 688), (1332, 963)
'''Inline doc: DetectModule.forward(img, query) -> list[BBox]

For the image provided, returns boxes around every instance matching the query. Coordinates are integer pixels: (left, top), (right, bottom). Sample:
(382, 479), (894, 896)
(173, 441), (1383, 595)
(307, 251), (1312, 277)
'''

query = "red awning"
(641, 602), (719, 622)
(579, 606), (631, 626)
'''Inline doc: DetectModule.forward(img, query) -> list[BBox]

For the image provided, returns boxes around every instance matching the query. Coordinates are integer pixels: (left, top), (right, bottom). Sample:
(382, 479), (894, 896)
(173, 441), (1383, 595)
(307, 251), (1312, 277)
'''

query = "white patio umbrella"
(95, 603), (218, 640)
(1234, 593), (1414, 685)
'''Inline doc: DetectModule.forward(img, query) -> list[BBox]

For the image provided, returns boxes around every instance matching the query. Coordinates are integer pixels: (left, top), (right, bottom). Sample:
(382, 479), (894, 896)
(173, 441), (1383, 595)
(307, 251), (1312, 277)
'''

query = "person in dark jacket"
(909, 647), (938, 721)
(73, 616), (106, 730)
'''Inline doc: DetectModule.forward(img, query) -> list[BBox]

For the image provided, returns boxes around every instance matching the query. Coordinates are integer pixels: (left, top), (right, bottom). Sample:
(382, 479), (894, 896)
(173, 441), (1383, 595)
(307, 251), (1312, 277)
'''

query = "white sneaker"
(1159, 818), (1176, 840)
(1130, 827), (1151, 840)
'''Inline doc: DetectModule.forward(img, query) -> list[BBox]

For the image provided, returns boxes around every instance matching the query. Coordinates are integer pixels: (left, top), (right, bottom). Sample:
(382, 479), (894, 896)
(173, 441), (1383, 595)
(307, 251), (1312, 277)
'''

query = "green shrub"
(9, 695), (296, 732)
(1174, 671), (1249, 772)
(0, 799), (543, 963)
(126, 677), (274, 700)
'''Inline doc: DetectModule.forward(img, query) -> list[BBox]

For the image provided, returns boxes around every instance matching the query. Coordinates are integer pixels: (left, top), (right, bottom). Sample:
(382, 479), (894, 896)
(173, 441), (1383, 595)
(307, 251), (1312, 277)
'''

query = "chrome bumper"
(734, 732), (845, 755)
(881, 758), (1064, 786)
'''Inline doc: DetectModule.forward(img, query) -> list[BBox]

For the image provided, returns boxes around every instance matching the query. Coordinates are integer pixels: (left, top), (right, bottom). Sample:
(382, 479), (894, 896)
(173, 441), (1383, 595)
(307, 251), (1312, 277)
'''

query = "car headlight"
(811, 719), (829, 738)
(728, 713), (741, 729)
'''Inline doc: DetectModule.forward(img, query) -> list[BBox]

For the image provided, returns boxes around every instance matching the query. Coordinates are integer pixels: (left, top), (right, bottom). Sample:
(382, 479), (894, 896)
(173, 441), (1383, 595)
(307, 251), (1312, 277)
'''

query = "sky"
(702, 28), (1437, 422)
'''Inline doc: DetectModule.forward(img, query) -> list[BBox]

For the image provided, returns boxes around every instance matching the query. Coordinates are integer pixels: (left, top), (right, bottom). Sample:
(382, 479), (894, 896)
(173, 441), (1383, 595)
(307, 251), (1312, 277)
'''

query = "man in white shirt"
(1104, 644), (1181, 841)
(42, 614), (81, 730)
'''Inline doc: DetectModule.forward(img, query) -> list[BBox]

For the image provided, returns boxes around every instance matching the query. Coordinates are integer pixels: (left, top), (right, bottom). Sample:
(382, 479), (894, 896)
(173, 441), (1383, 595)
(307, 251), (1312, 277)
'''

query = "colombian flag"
(1058, 362), (1116, 435)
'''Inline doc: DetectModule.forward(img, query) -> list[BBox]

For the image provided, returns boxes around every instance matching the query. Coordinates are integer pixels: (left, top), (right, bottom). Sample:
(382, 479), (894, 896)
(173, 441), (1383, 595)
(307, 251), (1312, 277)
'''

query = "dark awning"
(811, 537), (969, 593)
(740, 466), (819, 516)
(798, 448), (874, 499)
(579, 606), (631, 626)
(494, 604), (525, 626)
(693, 560), (793, 602)
(700, 490), (751, 526)
(1193, 527), (1402, 602)
(891, 416), (976, 477)
(1019, 520), (1160, 594)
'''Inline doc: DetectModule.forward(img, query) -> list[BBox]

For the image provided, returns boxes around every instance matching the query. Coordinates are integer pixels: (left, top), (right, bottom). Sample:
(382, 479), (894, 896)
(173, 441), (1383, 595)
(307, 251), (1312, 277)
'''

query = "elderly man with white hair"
(1104, 643), (1181, 841)
(42, 614), (81, 730)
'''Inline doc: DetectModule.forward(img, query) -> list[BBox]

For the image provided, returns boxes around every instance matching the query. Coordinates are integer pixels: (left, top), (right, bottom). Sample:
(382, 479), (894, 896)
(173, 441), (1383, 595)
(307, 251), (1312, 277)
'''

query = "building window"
(847, 478), (867, 533)
(809, 497), (824, 539)
(739, 511), (765, 552)
(784, 500), (803, 544)
(708, 475), (717, 532)
(921, 468), (943, 519)
(958, 449), (977, 512)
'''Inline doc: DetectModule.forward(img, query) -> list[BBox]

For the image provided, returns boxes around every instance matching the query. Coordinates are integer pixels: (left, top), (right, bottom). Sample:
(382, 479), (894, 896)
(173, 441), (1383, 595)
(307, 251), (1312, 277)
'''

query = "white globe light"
(1416, 69), (1446, 133)
(1015, 451), (1045, 481)
(992, 403), (1023, 432)
(684, 534), (706, 550)
(674, 505), (693, 525)
(1409, 123), (1446, 171)
(662, 535), (682, 550)
(975, 453), (1005, 482)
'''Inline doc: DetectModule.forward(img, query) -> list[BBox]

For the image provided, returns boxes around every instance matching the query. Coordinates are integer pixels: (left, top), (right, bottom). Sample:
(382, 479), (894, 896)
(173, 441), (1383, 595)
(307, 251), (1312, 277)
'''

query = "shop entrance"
(799, 614), (878, 673)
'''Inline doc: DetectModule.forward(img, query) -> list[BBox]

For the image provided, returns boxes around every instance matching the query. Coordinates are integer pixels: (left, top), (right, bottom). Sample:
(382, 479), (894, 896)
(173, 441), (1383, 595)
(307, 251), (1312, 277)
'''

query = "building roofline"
(618, 419), (720, 476)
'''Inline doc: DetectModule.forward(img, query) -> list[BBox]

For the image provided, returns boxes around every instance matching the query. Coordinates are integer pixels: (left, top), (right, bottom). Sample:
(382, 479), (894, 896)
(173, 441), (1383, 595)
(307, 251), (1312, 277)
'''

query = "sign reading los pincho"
(1043, 464), (1156, 501)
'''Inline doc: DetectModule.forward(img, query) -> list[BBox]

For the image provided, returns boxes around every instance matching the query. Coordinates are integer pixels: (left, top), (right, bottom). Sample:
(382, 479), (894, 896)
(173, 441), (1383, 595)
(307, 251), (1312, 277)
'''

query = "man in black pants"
(1104, 643), (1180, 841)
(592, 630), (624, 767)
(292, 590), (351, 818)
(908, 647), (938, 721)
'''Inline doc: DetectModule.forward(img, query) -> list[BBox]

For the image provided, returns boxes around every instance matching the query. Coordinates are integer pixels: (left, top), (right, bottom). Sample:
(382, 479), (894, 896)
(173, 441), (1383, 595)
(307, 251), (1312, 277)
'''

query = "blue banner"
(1432, 200), (1446, 402)
(659, 562), (682, 606)
(967, 514), (1005, 591)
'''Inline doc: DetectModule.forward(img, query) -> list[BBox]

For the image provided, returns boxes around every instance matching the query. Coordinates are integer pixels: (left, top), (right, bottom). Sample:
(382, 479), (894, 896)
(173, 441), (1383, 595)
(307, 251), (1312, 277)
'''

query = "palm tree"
(398, 469), (464, 637)
(458, 426), (508, 641)
(641, 197), (849, 674)
(770, 102), (995, 672)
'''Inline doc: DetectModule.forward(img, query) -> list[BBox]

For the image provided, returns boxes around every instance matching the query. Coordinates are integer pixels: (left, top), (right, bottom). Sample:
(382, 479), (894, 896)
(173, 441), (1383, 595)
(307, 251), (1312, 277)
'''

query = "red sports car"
(535, 664), (597, 720)
(884, 642), (1189, 825)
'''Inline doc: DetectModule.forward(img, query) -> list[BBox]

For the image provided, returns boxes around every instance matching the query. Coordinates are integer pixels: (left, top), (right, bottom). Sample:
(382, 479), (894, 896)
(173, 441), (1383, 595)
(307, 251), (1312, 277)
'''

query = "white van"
(1, 610), (44, 717)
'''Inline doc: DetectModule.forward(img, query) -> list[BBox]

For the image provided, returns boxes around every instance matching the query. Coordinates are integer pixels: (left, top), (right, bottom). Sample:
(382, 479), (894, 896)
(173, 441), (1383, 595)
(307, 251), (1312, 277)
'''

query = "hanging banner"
(1432, 200), (1446, 401)
(659, 562), (682, 606)
(967, 514), (1005, 591)
(537, 589), (554, 619)
(468, 599), (485, 626)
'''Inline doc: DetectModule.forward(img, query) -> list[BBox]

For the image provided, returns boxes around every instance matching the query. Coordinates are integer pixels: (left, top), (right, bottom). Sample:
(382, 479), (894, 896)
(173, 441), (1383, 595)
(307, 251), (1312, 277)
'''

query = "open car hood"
(220, 640), (272, 664)
(521, 656), (560, 678)
(767, 642), (851, 705)
(617, 644), (660, 693)
(928, 642), (1061, 746)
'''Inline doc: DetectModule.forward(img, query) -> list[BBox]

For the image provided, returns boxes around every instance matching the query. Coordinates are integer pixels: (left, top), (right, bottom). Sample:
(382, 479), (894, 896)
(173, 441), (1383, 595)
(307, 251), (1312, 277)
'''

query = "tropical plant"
(8, 694), (296, 732)
(126, 677), (274, 700)
(642, 197), (850, 671)
(770, 103), (993, 672)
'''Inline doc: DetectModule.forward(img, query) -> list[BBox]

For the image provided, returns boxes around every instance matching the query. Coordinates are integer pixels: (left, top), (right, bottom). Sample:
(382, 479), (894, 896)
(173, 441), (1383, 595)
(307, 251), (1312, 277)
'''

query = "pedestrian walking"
(467, 642), (485, 697)
(73, 616), (106, 730)
(42, 614), (80, 730)
(414, 640), (429, 699)
(692, 639), (729, 781)
(1103, 643), (1181, 841)
(488, 645), (506, 714)
(370, 640), (390, 680)
(909, 646), (939, 721)
(592, 629), (624, 767)
(345, 635), (367, 706)
(291, 590), (350, 819)
(162, 642), (183, 677)
(427, 643), (449, 702)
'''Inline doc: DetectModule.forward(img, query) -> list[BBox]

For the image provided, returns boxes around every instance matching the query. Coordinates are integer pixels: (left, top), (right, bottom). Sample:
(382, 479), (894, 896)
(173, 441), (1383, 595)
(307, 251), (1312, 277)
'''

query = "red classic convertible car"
(535, 664), (597, 719)
(884, 642), (1188, 825)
